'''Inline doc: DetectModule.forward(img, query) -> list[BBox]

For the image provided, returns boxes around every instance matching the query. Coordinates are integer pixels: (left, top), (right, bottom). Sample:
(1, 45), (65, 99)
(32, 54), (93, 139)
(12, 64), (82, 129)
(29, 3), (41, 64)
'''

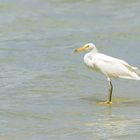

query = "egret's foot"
(96, 101), (112, 106)
(106, 101), (112, 105)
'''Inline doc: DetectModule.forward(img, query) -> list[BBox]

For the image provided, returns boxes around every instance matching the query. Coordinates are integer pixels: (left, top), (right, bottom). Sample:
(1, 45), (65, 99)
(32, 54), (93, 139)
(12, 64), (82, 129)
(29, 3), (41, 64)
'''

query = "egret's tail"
(129, 66), (140, 80)
(121, 64), (140, 80)
(119, 60), (140, 80)
(133, 67), (140, 76)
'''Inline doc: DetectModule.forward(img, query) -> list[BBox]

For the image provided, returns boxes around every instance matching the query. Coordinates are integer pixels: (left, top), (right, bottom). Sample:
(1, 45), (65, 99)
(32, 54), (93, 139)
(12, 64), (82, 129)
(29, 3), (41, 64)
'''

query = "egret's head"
(74, 43), (97, 53)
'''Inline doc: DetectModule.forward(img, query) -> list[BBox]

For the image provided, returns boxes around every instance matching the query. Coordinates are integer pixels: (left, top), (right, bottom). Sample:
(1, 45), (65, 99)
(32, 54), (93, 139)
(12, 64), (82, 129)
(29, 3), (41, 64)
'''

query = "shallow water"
(0, 0), (140, 139)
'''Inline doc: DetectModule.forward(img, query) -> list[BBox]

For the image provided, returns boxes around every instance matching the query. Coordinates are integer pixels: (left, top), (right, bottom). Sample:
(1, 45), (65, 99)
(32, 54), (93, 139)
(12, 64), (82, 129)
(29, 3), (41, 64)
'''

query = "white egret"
(74, 43), (140, 104)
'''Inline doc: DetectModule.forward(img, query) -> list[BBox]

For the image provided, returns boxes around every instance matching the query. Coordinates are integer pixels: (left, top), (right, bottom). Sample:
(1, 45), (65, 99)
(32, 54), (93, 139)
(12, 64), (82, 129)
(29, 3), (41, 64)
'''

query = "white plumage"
(74, 43), (140, 104)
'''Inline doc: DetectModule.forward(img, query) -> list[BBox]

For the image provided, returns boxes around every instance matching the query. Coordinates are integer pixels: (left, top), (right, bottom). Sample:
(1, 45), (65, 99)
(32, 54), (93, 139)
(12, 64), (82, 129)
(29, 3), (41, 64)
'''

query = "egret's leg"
(96, 77), (113, 106)
(107, 77), (113, 103)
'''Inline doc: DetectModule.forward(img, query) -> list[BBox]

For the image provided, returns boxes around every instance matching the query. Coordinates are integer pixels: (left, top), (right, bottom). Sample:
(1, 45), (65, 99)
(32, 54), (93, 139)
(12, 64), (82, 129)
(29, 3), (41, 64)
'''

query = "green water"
(0, 0), (140, 139)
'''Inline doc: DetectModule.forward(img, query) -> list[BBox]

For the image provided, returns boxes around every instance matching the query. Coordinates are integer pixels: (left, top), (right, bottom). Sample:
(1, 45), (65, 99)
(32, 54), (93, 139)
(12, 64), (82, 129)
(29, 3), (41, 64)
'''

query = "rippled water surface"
(0, 0), (140, 139)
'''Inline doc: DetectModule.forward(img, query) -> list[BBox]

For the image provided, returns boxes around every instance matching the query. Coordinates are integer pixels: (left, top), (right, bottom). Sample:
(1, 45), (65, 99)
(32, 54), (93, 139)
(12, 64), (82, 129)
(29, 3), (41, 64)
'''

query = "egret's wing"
(94, 53), (126, 65)
(93, 53), (140, 78)
(114, 56), (140, 76)
(96, 53), (140, 72)
(121, 61), (140, 76)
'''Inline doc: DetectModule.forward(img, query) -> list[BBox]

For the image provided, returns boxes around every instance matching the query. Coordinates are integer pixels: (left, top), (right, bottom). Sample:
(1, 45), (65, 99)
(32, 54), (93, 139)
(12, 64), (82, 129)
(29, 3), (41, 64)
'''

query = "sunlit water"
(0, 0), (140, 139)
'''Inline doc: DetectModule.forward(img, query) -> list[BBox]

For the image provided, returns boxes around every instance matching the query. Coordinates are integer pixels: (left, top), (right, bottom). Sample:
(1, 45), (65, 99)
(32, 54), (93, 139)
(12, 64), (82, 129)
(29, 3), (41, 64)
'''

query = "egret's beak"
(74, 46), (86, 53)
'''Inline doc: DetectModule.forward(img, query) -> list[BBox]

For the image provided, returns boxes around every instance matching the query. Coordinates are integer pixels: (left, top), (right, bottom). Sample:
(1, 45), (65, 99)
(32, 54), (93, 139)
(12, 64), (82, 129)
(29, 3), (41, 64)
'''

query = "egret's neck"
(90, 48), (98, 54)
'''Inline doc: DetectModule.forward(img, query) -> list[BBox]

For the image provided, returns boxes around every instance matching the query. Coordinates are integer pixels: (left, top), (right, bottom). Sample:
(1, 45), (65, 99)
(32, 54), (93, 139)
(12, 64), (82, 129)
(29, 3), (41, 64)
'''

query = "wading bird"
(74, 43), (140, 104)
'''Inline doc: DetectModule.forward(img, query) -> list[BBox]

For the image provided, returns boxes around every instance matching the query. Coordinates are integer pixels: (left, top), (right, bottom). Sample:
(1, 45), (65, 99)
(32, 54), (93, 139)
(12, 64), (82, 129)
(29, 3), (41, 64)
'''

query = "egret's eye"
(85, 45), (89, 49)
